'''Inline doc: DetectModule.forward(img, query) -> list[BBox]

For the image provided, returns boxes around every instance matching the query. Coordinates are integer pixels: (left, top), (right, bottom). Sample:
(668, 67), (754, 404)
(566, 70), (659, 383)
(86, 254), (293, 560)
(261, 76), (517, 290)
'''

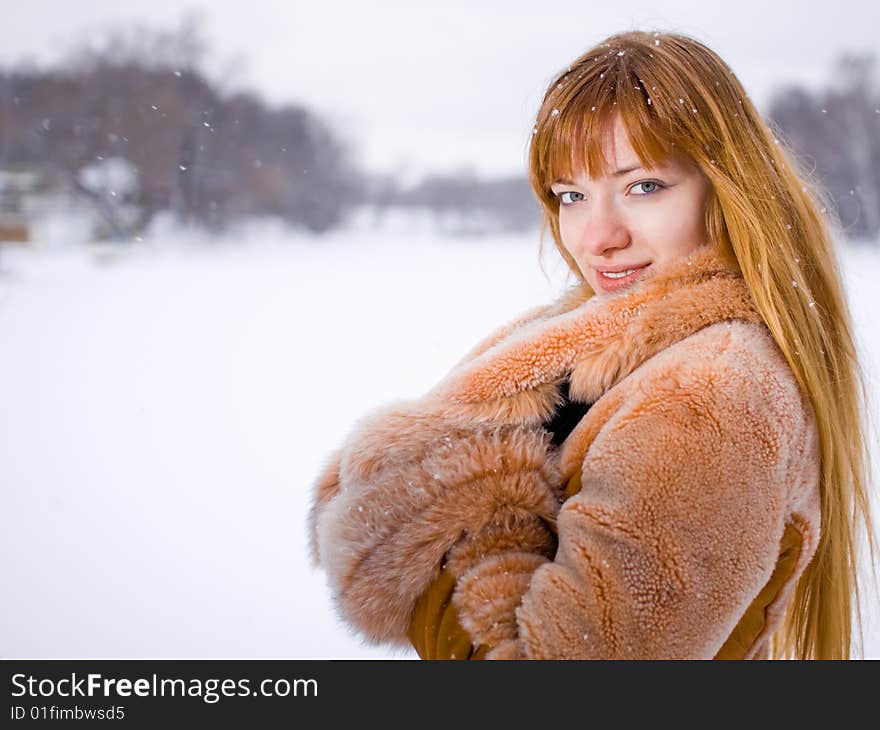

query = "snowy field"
(1, 218), (878, 659)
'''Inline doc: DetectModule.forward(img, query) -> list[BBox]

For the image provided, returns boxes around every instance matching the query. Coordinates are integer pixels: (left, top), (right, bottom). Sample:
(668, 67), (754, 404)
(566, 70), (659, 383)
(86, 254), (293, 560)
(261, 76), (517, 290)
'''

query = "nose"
(577, 199), (630, 258)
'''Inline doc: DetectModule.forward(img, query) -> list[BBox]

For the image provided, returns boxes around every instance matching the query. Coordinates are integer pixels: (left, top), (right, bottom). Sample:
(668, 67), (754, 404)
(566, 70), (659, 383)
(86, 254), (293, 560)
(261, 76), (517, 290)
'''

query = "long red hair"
(528, 30), (877, 659)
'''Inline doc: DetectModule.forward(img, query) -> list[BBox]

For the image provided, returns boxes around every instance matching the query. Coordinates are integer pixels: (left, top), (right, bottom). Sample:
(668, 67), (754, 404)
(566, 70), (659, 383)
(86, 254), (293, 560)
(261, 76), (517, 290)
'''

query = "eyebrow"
(552, 165), (645, 185)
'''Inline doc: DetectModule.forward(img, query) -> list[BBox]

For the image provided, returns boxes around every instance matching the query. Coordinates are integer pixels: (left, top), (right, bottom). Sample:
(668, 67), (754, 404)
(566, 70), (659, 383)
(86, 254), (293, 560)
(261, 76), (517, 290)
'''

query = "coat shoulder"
(567, 317), (819, 516)
(595, 317), (821, 517)
(637, 318), (809, 422)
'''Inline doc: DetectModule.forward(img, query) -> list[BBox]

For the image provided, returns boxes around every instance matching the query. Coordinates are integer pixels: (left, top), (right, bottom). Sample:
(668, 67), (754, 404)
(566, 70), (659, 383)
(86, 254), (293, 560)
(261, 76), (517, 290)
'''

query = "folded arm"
(308, 399), (565, 647)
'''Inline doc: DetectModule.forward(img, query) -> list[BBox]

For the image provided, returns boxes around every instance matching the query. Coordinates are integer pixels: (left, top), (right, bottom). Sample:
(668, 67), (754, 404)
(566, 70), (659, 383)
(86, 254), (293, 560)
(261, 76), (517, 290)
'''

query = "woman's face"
(550, 115), (711, 295)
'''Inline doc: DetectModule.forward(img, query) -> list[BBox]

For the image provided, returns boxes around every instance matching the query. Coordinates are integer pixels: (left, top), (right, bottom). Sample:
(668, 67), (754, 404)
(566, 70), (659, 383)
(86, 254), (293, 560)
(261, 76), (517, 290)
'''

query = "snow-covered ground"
(1, 219), (878, 659)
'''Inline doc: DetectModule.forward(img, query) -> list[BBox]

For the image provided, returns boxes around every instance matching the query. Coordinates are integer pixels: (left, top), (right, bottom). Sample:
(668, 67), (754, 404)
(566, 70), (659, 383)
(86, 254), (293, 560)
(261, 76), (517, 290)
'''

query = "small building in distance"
(0, 166), (46, 243)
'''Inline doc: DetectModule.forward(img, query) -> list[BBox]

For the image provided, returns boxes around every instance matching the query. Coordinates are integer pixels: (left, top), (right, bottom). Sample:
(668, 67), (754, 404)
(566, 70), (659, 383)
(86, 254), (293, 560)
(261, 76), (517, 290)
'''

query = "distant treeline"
(768, 54), (880, 240)
(0, 21), (360, 236)
(0, 20), (877, 240)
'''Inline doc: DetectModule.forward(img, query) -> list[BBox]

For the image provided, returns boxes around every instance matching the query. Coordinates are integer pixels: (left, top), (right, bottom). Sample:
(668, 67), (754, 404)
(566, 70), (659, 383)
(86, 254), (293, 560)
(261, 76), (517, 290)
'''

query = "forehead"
(603, 116), (639, 162)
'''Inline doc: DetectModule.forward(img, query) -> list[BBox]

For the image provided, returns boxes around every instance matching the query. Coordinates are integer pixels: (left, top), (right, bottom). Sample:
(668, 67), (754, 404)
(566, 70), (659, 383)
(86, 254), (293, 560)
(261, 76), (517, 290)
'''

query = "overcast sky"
(3, 0), (879, 178)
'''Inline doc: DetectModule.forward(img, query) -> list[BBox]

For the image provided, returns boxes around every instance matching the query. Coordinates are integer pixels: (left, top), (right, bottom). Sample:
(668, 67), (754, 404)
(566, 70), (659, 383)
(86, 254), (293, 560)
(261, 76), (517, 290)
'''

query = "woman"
(308, 31), (876, 659)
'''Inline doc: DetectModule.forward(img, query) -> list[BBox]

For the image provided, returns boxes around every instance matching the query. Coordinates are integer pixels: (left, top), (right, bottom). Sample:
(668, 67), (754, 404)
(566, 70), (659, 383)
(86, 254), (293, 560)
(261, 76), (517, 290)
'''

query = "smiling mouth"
(602, 268), (641, 278)
(595, 264), (651, 292)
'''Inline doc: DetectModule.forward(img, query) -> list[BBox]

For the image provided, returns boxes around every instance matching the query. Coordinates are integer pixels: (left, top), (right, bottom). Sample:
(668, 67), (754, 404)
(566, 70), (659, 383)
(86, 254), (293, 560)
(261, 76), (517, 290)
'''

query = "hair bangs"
(531, 55), (673, 201)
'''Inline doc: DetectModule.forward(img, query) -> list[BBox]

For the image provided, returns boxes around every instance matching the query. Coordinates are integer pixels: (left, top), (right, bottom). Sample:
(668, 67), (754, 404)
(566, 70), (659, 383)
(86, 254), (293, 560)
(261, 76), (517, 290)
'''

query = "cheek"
(557, 210), (580, 252)
(652, 193), (707, 251)
(557, 209), (576, 239)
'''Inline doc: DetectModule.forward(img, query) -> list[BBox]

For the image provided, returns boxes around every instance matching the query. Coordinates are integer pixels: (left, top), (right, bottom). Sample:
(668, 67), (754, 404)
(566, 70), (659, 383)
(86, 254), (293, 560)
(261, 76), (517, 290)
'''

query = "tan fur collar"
(427, 243), (764, 426)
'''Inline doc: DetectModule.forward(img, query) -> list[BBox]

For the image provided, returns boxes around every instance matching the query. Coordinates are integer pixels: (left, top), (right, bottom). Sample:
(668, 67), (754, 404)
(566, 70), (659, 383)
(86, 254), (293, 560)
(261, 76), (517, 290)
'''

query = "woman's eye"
(558, 191), (585, 205)
(630, 181), (662, 195)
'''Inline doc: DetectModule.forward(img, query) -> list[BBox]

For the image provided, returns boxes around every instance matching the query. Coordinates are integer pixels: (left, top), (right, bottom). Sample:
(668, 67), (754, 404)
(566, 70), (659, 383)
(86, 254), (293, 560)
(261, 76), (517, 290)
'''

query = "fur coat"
(307, 242), (821, 660)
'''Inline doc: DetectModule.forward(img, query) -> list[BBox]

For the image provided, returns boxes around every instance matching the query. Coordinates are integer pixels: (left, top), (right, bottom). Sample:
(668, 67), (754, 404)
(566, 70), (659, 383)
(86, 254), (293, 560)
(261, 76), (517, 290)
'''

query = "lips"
(594, 263), (651, 293)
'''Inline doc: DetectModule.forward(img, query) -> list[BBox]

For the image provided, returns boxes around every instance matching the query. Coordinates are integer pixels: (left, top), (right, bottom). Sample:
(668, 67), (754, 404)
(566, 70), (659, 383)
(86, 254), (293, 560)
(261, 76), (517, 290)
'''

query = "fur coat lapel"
(427, 242), (764, 425)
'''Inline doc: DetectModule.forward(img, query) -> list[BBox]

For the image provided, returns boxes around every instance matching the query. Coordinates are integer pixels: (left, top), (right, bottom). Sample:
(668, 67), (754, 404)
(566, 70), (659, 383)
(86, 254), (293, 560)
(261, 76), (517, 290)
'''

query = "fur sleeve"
(309, 398), (565, 646)
(452, 354), (816, 659)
